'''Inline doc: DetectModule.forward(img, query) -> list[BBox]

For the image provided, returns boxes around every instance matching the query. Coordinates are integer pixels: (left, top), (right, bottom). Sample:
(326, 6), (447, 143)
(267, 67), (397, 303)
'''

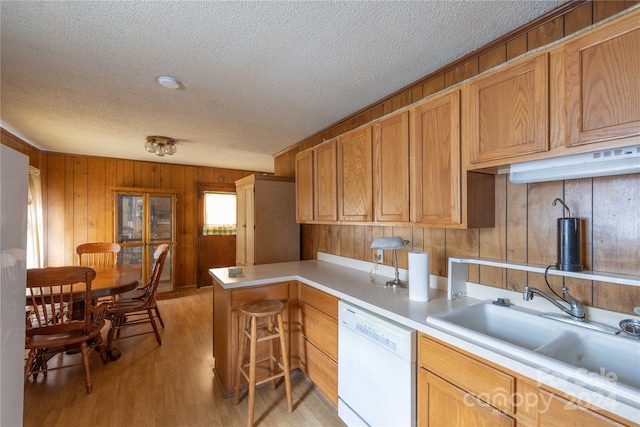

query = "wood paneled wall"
(1, 131), (257, 290)
(300, 174), (640, 314)
(275, 0), (640, 315)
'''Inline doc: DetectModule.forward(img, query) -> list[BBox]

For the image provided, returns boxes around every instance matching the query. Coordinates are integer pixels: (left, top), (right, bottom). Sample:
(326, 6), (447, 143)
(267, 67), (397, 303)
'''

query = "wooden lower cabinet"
(212, 280), (299, 396)
(418, 334), (633, 427)
(298, 284), (339, 405)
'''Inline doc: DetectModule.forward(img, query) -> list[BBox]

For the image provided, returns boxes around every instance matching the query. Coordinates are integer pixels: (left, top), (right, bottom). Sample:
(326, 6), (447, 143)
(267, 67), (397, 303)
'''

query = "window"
(203, 192), (237, 235)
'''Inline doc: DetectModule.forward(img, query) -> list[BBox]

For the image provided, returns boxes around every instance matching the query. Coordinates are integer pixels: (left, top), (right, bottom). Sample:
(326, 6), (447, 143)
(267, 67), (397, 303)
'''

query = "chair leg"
(154, 305), (164, 328)
(80, 341), (92, 394)
(148, 309), (162, 345)
(24, 349), (36, 382)
(116, 315), (124, 338)
(106, 315), (119, 350)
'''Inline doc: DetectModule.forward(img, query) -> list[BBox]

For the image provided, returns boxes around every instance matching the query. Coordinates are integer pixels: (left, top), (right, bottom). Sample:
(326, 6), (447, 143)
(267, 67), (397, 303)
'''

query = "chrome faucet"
(523, 285), (585, 321)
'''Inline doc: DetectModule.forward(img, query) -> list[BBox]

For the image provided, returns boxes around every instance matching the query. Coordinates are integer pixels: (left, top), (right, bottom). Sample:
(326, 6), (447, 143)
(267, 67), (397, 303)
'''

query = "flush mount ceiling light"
(157, 76), (181, 89)
(145, 136), (177, 157)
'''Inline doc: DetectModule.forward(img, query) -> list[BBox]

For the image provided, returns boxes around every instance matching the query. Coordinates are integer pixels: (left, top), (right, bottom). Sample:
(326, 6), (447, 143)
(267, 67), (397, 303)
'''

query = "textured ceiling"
(1, 1), (564, 173)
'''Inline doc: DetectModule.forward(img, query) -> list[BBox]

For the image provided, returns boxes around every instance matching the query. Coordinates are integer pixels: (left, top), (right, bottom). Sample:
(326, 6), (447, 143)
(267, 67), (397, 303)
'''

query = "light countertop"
(209, 255), (473, 333)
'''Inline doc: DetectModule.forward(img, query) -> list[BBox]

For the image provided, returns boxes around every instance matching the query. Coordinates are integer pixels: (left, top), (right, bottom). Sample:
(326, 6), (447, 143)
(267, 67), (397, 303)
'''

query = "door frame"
(197, 182), (236, 287)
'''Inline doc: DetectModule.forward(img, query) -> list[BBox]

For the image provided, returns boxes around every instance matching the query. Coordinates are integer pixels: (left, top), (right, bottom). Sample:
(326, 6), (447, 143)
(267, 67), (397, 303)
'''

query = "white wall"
(1, 145), (28, 427)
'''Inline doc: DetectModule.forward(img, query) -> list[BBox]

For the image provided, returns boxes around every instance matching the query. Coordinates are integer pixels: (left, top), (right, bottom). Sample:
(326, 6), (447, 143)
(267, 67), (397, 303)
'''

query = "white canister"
(408, 252), (430, 301)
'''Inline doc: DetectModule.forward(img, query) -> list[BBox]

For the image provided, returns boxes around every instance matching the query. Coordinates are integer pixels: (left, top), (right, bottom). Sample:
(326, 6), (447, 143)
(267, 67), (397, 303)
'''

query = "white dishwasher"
(338, 300), (416, 427)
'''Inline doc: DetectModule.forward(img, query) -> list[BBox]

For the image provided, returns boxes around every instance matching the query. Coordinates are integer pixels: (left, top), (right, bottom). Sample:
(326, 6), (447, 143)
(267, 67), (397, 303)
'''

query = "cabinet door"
(313, 140), (338, 221)
(468, 53), (549, 163)
(419, 369), (515, 427)
(565, 11), (640, 147)
(374, 111), (410, 222)
(235, 183), (254, 266)
(411, 89), (461, 226)
(337, 126), (373, 222)
(295, 150), (314, 222)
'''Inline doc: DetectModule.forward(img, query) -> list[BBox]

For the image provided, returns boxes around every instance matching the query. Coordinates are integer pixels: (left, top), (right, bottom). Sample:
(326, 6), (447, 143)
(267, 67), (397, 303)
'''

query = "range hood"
(509, 144), (640, 184)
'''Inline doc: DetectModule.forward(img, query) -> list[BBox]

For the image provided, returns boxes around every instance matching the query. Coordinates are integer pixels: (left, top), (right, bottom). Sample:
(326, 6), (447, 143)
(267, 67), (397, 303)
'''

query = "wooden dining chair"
(106, 244), (169, 348)
(76, 242), (121, 267)
(25, 266), (109, 394)
(77, 242), (122, 305)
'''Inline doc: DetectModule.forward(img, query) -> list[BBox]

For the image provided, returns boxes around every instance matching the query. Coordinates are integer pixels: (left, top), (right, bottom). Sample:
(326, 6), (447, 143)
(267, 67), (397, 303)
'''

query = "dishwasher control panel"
(354, 321), (398, 352)
(339, 300), (415, 361)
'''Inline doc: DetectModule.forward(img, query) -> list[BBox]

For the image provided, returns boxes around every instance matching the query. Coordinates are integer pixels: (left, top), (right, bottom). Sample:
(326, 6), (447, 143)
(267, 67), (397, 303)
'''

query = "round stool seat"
(241, 299), (284, 317)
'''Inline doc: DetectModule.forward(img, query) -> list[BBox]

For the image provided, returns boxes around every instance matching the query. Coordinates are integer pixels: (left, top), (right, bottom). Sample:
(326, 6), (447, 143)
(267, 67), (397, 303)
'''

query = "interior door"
(197, 183), (236, 287)
(114, 188), (176, 293)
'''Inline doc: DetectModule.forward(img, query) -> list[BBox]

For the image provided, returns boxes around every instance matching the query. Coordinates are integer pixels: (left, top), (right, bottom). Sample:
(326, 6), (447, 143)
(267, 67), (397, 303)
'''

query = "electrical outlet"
(376, 249), (384, 264)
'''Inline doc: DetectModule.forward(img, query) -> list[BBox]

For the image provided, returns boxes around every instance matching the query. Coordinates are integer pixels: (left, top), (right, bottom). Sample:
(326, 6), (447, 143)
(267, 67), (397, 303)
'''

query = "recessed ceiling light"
(157, 76), (181, 89)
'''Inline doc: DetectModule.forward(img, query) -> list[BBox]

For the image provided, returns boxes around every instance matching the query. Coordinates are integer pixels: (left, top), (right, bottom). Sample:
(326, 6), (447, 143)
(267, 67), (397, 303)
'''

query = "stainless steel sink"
(427, 300), (640, 407)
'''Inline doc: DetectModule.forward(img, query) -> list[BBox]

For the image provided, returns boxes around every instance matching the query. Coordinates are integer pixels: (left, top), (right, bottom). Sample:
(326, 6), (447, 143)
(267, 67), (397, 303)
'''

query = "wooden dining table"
(90, 263), (142, 300)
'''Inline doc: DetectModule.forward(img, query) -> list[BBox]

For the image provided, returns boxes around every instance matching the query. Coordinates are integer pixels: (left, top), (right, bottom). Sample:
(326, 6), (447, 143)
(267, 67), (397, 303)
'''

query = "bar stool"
(234, 299), (292, 426)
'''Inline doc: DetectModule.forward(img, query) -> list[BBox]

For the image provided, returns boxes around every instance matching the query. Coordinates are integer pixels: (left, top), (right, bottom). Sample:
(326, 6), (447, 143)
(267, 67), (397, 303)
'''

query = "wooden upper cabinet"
(411, 89), (461, 226)
(565, 10), (640, 147)
(295, 150), (314, 222)
(313, 140), (338, 222)
(373, 111), (410, 223)
(337, 126), (373, 222)
(468, 52), (549, 164)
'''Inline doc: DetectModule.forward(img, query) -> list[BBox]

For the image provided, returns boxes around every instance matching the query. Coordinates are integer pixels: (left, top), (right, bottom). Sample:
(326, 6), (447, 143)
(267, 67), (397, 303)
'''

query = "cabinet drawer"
(538, 390), (625, 427)
(420, 336), (515, 414)
(299, 284), (338, 319)
(230, 282), (289, 308)
(301, 302), (338, 361)
(300, 338), (338, 405)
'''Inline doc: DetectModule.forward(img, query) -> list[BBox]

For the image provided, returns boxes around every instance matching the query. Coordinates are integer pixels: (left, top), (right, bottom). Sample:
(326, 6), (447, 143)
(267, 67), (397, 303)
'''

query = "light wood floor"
(23, 287), (346, 427)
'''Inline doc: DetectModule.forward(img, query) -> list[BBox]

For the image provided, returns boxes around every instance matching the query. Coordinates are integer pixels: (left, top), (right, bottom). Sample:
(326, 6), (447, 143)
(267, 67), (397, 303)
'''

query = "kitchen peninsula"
(210, 253), (640, 426)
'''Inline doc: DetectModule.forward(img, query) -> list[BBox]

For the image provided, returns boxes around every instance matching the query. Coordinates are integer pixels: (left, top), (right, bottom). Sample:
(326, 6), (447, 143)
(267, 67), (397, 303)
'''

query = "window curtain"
(202, 224), (237, 235)
(27, 166), (43, 268)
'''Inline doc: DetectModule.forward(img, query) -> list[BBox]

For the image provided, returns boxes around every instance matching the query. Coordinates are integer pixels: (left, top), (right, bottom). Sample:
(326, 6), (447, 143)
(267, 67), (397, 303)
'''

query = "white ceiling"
(1, 1), (564, 173)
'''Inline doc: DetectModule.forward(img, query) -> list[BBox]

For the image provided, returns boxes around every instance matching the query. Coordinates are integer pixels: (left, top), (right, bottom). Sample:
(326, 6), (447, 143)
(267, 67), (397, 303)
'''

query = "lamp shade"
(370, 237), (409, 250)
